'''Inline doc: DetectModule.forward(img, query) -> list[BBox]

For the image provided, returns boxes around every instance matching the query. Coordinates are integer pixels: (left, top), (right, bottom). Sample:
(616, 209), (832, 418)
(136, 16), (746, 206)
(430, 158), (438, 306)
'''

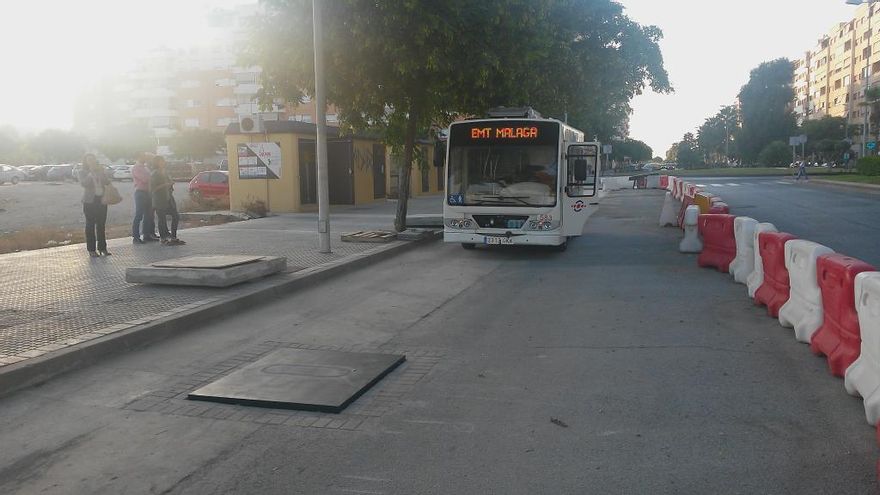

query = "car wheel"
(552, 240), (568, 252)
(191, 190), (203, 203)
(461, 243), (476, 250)
(11, 177), (19, 185)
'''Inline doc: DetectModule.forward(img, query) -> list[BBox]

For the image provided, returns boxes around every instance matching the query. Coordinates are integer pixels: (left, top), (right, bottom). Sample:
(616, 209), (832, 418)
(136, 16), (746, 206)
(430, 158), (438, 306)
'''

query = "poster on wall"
(238, 142), (282, 179)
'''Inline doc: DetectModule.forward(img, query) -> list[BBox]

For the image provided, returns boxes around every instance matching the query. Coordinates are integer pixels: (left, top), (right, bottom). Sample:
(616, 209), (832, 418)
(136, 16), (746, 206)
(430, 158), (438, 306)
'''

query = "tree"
(610, 138), (652, 163)
(697, 105), (739, 165)
(28, 129), (86, 163)
(249, 0), (670, 231)
(799, 116), (847, 162)
(665, 142), (678, 162)
(738, 59), (796, 163)
(652, 156), (664, 163)
(675, 132), (702, 168)
(169, 129), (225, 161)
(0, 126), (20, 163)
(757, 140), (791, 167)
(95, 123), (155, 161)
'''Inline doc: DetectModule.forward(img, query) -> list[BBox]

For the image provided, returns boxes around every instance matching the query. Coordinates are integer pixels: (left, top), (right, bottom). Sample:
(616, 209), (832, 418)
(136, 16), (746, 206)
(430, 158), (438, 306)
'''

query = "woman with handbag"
(78, 153), (113, 257)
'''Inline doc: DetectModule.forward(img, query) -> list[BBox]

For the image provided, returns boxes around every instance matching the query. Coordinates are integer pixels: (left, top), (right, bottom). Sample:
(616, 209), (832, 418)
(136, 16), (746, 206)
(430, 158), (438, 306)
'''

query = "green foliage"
(610, 138), (652, 163)
(95, 123), (155, 161)
(738, 59), (796, 162)
(29, 129), (87, 163)
(674, 133), (702, 168)
(856, 156), (880, 175)
(757, 141), (791, 167)
(248, 0), (670, 229)
(697, 105), (738, 164)
(169, 129), (225, 160)
(652, 156), (664, 163)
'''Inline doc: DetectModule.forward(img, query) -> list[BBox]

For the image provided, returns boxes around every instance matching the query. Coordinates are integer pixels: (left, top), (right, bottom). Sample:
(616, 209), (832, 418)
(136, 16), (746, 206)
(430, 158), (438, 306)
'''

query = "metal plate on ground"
(188, 348), (406, 413)
(151, 255), (265, 269)
(341, 231), (397, 243)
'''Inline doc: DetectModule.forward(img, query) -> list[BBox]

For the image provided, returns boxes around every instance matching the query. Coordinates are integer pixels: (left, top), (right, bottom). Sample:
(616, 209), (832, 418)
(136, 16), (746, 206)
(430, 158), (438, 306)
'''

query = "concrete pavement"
(0, 189), (874, 493)
(0, 196), (442, 392)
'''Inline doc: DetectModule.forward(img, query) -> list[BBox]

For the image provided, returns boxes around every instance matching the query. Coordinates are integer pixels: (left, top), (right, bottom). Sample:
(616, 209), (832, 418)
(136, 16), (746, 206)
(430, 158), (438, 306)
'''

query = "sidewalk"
(0, 196), (442, 377)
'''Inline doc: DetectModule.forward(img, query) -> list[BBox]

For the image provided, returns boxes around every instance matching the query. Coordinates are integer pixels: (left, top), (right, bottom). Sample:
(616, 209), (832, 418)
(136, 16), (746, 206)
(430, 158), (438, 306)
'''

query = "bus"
(443, 107), (600, 251)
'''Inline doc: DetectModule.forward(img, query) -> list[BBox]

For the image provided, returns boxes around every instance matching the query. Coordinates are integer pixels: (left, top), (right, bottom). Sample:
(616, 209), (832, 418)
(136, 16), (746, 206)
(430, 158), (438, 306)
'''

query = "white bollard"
(729, 217), (759, 284)
(646, 174), (660, 189)
(746, 222), (778, 298)
(778, 240), (835, 342)
(659, 192), (677, 227)
(844, 272), (880, 425)
(678, 205), (702, 253)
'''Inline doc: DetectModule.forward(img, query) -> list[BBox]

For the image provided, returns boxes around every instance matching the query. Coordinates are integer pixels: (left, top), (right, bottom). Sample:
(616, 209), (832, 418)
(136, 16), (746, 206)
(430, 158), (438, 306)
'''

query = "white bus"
(443, 108), (600, 251)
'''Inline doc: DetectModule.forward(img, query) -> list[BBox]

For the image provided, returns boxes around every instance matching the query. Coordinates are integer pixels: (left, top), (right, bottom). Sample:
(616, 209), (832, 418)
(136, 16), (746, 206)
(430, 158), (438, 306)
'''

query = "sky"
(0, 0), (865, 154)
(620, 0), (858, 157)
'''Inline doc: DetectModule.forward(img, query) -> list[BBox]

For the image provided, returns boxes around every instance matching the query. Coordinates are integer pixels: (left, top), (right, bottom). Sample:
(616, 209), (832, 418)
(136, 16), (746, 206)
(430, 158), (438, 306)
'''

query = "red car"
(188, 170), (229, 201)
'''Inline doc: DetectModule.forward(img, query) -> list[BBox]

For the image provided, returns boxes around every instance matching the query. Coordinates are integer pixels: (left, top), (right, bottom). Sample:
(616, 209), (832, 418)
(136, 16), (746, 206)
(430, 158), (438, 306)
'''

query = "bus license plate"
(485, 236), (514, 245)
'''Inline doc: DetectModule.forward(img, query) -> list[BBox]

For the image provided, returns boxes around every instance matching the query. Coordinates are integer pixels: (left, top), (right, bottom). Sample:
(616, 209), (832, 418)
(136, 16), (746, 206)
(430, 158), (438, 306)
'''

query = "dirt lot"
(0, 180), (192, 234)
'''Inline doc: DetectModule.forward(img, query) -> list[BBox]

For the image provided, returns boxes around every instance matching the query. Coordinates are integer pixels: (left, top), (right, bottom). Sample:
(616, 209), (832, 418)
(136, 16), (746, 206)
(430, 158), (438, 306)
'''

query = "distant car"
(18, 165), (46, 181)
(46, 164), (75, 182)
(112, 165), (133, 181)
(188, 170), (229, 201)
(0, 165), (25, 185)
(166, 161), (195, 182)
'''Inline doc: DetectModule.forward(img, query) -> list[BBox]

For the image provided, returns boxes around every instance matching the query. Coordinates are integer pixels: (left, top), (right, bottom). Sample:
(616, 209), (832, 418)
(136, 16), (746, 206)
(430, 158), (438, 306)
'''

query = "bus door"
(561, 143), (599, 236)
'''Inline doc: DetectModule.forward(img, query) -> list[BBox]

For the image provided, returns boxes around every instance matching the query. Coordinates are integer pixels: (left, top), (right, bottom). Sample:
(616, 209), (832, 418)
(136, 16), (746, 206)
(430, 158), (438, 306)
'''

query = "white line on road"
(709, 183), (725, 187)
(696, 184), (707, 187)
(775, 181), (792, 185)
(725, 183), (740, 186)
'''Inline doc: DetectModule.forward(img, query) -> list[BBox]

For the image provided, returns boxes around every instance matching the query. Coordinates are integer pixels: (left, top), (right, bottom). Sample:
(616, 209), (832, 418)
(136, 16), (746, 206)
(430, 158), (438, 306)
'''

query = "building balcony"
(233, 83), (261, 95)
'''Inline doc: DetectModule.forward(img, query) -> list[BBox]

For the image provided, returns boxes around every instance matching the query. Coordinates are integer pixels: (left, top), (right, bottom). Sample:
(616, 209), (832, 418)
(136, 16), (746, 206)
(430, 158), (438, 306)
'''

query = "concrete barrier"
(659, 192), (678, 227)
(679, 205), (702, 253)
(746, 223), (778, 298)
(844, 272), (880, 425)
(778, 240), (835, 342)
(709, 202), (730, 214)
(728, 217), (759, 285)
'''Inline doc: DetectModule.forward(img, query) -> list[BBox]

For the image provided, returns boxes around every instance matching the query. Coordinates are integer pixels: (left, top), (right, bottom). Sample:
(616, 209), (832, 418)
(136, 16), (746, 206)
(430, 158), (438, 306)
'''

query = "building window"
(214, 78), (235, 87)
(185, 118), (200, 128)
(326, 114), (338, 124)
(288, 114), (313, 123)
(216, 98), (235, 107)
(216, 117), (235, 127)
(185, 99), (201, 108)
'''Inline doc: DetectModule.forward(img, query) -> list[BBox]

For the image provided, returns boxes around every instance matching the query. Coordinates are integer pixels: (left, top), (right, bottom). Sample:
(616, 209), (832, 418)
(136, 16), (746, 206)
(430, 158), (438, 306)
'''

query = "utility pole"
(313, 0), (331, 253)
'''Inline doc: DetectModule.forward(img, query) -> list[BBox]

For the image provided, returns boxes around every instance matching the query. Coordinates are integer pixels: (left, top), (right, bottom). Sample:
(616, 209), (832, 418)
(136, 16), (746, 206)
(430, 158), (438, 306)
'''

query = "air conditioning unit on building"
(239, 113), (263, 134)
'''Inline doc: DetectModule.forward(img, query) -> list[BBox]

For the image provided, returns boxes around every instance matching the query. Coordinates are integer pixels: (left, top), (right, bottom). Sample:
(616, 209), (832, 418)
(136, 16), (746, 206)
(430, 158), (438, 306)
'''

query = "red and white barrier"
(746, 223), (778, 298)
(697, 214), (736, 272)
(778, 240), (835, 343)
(754, 232), (798, 318)
(729, 217), (758, 285)
(812, 255), (876, 377)
(844, 272), (880, 425)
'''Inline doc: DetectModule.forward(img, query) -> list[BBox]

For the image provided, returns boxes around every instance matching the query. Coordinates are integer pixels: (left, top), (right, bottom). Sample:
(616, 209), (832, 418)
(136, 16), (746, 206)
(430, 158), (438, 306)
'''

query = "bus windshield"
(447, 144), (558, 207)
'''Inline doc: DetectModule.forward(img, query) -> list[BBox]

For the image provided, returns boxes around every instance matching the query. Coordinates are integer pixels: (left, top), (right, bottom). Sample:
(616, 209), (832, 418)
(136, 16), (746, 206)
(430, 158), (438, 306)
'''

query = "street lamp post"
(313, 0), (331, 253)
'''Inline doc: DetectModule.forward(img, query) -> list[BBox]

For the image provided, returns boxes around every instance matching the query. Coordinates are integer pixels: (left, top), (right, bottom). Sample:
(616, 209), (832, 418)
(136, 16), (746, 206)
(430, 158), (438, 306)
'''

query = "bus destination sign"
(452, 120), (559, 146)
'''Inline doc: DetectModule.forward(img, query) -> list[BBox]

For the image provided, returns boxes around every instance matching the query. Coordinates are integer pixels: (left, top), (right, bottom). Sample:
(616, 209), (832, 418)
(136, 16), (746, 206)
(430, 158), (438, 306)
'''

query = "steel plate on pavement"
(188, 348), (406, 413)
(151, 255), (265, 269)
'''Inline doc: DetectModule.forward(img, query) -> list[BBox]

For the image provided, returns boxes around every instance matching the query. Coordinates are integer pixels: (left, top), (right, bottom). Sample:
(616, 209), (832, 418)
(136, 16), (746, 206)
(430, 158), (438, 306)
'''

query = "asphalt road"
(693, 177), (880, 267)
(0, 189), (874, 493)
(0, 180), (190, 234)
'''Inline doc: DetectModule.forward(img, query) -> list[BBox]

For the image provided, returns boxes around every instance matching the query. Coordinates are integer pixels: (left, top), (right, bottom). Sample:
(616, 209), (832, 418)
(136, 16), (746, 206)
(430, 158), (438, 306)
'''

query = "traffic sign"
(868, 142), (877, 151)
(602, 144), (612, 155)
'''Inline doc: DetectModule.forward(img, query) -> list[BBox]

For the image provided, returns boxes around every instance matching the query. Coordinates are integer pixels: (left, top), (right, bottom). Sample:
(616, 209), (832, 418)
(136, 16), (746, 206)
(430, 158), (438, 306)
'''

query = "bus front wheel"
(461, 243), (476, 250)
(553, 240), (568, 252)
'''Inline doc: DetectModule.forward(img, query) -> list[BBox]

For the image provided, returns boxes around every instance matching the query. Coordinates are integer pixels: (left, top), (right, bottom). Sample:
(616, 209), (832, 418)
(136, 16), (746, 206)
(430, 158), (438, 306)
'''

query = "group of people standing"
(78, 152), (185, 258)
(131, 153), (185, 246)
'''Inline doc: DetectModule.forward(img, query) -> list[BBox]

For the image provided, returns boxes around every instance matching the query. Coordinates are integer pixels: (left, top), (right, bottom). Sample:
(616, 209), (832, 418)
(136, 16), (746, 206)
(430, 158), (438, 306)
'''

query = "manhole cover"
(152, 255), (265, 269)
(188, 348), (405, 413)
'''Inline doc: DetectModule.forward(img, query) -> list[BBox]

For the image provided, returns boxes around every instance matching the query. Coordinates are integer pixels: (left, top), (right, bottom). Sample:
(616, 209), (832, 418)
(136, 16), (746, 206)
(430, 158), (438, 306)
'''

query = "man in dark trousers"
(131, 152), (158, 243)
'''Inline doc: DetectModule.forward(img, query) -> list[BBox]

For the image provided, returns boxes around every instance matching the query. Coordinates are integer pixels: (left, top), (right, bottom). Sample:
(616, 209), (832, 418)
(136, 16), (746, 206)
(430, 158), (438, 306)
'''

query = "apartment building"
(794, 2), (880, 155)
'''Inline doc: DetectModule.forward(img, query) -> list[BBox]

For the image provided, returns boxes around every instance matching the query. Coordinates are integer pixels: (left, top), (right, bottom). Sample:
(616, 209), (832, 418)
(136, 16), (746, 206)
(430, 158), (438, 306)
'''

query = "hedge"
(857, 156), (880, 176)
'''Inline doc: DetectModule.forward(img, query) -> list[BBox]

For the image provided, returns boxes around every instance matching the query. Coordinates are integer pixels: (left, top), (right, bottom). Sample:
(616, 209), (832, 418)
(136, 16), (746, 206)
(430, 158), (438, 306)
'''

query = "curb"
(810, 179), (880, 192)
(0, 232), (441, 399)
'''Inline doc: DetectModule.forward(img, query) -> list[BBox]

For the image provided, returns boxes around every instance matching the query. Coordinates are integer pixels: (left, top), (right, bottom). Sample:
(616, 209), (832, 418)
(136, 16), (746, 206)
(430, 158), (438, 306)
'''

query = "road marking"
(709, 183), (725, 187)
(775, 181), (792, 185)
(696, 184), (707, 187)
(725, 183), (740, 186)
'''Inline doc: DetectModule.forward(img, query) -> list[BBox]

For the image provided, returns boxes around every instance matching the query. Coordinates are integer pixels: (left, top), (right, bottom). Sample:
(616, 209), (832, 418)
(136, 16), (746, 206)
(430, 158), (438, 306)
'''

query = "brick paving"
(0, 196), (441, 367)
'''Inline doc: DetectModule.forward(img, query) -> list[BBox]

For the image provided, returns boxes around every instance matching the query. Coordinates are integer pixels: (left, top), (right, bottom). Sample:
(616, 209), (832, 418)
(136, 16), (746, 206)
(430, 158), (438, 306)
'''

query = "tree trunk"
(394, 107), (418, 232)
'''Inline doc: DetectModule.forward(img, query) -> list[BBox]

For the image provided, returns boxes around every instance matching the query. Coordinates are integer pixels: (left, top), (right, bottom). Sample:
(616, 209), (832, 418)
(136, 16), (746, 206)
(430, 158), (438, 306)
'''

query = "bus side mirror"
(573, 158), (588, 182)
